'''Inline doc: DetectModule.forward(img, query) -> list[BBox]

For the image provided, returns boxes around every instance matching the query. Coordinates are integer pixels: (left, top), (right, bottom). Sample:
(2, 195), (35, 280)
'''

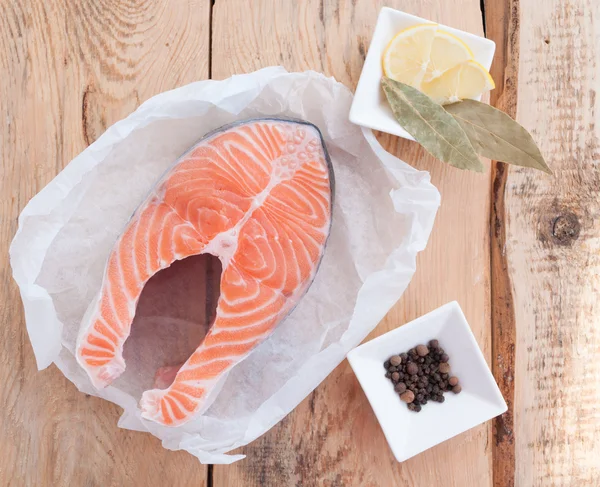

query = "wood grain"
(5, 0), (597, 485)
(211, 1), (492, 485)
(506, 0), (600, 485)
(483, 0), (520, 486)
(0, 1), (211, 485)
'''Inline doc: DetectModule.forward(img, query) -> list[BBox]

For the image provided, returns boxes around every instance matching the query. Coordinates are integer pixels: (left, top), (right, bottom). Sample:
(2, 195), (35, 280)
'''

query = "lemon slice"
(382, 24), (494, 104)
(422, 30), (474, 83)
(382, 24), (438, 88)
(421, 60), (495, 105)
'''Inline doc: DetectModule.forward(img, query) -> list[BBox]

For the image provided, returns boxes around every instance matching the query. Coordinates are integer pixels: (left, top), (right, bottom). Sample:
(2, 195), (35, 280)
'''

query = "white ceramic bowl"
(349, 7), (496, 140)
(347, 301), (507, 462)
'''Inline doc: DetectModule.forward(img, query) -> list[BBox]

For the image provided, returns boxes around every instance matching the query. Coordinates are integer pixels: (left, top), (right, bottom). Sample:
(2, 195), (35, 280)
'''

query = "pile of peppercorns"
(384, 340), (461, 412)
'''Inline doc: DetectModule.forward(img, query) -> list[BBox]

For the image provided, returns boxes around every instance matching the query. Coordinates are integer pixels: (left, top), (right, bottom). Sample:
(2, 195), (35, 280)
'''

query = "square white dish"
(347, 301), (507, 462)
(349, 7), (496, 140)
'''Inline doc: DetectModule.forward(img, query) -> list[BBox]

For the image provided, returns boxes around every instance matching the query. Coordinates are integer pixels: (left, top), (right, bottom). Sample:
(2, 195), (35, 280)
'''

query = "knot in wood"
(551, 213), (580, 244)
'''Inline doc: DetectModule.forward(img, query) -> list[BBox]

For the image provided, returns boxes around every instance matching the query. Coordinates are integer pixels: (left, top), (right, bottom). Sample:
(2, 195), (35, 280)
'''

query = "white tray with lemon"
(350, 7), (496, 140)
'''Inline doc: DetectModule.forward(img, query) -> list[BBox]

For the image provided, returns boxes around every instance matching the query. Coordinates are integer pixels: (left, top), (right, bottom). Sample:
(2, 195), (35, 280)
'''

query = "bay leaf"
(445, 99), (551, 174)
(381, 76), (484, 172)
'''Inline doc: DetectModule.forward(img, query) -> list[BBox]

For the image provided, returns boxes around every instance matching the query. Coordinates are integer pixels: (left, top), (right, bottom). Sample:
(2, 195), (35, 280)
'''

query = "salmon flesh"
(76, 118), (334, 426)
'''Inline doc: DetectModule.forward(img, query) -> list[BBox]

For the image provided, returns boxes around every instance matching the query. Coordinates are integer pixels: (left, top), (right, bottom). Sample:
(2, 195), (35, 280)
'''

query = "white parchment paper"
(10, 67), (440, 463)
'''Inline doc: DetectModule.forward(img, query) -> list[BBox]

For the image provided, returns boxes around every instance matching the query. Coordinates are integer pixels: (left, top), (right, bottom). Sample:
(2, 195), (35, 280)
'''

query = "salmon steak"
(76, 118), (334, 426)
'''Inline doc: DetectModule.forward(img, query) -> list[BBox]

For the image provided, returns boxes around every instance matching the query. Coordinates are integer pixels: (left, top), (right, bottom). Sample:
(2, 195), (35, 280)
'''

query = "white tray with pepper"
(347, 301), (507, 462)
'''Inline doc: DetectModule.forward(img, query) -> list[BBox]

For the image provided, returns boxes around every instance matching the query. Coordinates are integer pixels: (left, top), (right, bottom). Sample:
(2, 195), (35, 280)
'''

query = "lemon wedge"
(382, 24), (438, 88)
(421, 60), (495, 105)
(422, 30), (473, 83)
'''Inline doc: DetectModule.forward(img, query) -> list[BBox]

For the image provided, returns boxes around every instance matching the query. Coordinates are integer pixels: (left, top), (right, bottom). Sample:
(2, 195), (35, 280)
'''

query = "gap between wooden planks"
(484, 1), (520, 486)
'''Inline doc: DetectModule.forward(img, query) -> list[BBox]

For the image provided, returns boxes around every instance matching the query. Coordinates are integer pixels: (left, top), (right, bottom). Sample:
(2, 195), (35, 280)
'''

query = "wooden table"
(1, 1), (598, 485)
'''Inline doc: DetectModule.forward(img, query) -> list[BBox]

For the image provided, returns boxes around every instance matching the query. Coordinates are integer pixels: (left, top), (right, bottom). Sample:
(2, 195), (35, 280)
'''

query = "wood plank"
(504, 0), (600, 485)
(211, 1), (492, 485)
(0, 1), (211, 485)
(483, 1), (520, 486)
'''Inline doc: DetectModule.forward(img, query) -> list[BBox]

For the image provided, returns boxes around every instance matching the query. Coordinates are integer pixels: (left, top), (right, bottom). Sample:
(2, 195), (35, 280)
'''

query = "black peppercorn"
(384, 339), (459, 413)
(400, 390), (415, 403)
(406, 363), (418, 375)
(390, 355), (402, 367)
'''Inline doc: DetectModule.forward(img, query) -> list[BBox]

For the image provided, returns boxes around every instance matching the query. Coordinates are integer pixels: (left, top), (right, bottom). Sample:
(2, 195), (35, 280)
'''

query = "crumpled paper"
(10, 67), (440, 463)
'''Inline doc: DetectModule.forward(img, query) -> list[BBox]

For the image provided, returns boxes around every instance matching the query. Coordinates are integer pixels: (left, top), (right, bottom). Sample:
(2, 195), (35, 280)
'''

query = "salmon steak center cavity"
(76, 118), (334, 426)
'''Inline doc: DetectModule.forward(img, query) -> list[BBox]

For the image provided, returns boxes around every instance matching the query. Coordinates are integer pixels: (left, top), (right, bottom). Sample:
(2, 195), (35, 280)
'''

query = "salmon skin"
(76, 118), (334, 426)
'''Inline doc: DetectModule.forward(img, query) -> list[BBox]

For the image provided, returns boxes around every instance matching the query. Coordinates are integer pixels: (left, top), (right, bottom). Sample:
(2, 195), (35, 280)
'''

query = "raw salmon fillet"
(76, 118), (334, 426)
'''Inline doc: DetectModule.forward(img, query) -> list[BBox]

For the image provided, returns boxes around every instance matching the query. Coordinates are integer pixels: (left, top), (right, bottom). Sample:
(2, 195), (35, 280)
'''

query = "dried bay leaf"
(381, 76), (484, 172)
(445, 99), (551, 174)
